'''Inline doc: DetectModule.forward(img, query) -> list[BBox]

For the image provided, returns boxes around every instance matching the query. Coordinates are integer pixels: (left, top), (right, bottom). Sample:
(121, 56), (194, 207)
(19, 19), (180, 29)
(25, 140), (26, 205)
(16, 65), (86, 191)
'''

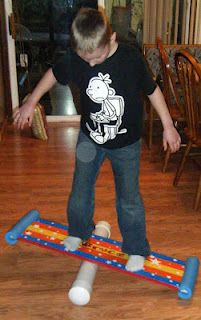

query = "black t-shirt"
(52, 44), (156, 148)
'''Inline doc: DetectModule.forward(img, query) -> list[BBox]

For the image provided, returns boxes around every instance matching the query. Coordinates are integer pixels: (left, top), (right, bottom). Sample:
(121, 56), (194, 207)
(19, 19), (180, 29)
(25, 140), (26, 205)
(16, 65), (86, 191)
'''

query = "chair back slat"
(157, 39), (184, 117)
(175, 50), (201, 140)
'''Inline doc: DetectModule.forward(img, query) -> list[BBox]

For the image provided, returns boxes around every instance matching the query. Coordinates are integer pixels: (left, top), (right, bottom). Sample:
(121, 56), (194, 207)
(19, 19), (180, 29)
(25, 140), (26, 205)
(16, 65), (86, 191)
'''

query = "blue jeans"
(67, 130), (150, 256)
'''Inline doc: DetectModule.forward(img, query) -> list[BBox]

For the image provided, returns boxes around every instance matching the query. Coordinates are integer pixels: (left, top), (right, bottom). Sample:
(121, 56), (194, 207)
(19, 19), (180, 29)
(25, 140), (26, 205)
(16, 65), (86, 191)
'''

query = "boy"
(13, 8), (181, 272)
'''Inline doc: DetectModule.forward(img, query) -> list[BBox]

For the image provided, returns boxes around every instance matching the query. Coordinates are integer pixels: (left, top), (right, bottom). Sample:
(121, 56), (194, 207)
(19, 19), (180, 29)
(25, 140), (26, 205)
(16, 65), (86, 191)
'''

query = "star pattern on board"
(20, 219), (186, 290)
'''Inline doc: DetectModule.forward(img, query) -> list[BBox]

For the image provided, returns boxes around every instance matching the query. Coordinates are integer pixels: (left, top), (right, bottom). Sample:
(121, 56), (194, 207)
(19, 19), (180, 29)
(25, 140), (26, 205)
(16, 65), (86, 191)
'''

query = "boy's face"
(77, 45), (111, 67)
(76, 33), (117, 67)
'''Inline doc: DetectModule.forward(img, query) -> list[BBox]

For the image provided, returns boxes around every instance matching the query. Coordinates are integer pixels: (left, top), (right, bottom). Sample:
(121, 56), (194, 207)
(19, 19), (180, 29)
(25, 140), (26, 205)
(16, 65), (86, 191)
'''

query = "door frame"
(0, 0), (13, 121)
(3, 0), (19, 114)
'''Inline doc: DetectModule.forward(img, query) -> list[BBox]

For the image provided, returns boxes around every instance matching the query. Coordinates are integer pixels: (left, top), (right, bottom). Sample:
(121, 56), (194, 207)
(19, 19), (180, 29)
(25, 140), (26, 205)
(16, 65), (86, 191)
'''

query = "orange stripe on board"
(27, 223), (127, 258)
(80, 242), (128, 264)
(88, 237), (123, 251)
(27, 223), (184, 275)
(22, 231), (183, 282)
(32, 221), (123, 251)
(147, 256), (184, 271)
(23, 230), (64, 244)
(24, 226), (128, 264)
(30, 222), (68, 236)
(23, 228), (184, 282)
(144, 265), (183, 282)
(83, 240), (128, 259)
(25, 225), (66, 241)
(24, 228), (128, 264)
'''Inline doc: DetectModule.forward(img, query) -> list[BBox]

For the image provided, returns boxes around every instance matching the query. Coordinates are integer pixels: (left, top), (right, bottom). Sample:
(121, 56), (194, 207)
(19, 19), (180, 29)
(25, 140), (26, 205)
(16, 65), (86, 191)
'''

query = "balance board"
(5, 210), (199, 300)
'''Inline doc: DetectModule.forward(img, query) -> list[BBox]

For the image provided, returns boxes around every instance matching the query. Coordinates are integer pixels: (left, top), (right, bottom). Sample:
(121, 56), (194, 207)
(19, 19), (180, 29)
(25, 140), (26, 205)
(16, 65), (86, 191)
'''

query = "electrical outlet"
(20, 54), (28, 67)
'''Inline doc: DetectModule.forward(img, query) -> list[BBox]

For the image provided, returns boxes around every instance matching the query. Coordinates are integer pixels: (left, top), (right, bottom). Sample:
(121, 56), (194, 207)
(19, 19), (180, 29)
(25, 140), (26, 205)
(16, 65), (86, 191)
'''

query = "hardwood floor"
(0, 123), (200, 320)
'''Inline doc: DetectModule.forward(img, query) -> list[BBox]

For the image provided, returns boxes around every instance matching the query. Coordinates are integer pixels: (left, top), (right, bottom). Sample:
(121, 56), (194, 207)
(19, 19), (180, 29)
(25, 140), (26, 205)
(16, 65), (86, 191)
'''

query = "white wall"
(98, 0), (105, 8)
(4, 0), (19, 110)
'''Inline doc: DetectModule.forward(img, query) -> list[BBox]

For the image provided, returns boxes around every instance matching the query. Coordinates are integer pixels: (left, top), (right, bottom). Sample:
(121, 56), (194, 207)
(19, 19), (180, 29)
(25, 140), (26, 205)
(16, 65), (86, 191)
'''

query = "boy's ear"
(110, 32), (117, 44)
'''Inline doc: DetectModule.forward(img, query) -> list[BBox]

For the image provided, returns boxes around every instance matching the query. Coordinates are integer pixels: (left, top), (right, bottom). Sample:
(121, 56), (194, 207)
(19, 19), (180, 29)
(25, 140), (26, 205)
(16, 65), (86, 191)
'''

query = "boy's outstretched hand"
(163, 125), (181, 153)
(13, 69), (57, 130)
(13, 102), (35, 130)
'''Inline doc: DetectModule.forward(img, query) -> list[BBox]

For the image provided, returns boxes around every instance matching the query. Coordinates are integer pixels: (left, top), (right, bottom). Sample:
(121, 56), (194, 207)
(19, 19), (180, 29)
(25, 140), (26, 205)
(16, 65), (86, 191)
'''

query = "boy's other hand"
(163, 125), (181, 153)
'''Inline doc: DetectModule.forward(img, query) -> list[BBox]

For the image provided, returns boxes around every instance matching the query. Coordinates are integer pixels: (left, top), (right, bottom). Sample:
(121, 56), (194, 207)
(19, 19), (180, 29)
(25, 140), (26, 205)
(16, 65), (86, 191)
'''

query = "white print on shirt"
(86, 72), (127, 144)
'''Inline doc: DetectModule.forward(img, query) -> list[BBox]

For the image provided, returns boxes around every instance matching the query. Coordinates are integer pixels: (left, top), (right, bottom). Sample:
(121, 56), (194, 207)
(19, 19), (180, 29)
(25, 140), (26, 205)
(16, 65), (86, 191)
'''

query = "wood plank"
(194, 0), (201, 43)
(156, 0), (164, 40)
(185, 0), (192, 44)
(143, 0), (151, 43)
(181, 0), (187, 43)
(149, 0), (157, 43)
(173, 0), (180, 44)
(189, 0), (196, 44)
(167, 0), (173, 44)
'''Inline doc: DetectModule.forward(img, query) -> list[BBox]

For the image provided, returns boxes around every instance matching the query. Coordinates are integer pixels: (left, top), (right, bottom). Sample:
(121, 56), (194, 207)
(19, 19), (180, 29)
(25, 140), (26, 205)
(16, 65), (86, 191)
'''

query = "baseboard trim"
(46, 115), (81, 122)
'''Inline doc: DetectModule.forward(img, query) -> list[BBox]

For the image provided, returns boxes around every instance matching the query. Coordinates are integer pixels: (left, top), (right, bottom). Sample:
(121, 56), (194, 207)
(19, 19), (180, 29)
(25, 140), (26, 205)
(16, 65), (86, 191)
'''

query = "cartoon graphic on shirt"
(86, 72), (127, 144)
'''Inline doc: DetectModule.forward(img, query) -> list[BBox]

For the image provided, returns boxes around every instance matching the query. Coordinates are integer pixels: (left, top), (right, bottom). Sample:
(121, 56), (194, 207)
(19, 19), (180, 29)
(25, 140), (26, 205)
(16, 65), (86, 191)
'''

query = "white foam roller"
(68, 221), (111, 306)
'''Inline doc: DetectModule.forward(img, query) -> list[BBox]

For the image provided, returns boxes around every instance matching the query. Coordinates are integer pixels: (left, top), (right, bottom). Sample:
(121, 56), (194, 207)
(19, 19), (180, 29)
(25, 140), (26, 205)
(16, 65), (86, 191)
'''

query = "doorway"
(13, 0), (98, 118)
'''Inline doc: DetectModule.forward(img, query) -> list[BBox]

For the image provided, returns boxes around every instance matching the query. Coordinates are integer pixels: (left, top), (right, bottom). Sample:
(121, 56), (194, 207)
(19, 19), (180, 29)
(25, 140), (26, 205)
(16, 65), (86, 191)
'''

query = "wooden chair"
(174, 50), (201, 210)
(143, 43), (201, 152)
(157, 39), (185, 172)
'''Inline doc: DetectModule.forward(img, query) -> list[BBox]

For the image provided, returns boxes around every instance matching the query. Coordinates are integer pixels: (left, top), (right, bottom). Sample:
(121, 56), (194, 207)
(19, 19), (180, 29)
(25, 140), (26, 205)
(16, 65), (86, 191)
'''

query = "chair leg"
(148, 105), (154, 150)
(162, 147), (171, 172)
(173, 141), (192, 186)
(194, 175), (201, 210)
(146, 101), (154, 150)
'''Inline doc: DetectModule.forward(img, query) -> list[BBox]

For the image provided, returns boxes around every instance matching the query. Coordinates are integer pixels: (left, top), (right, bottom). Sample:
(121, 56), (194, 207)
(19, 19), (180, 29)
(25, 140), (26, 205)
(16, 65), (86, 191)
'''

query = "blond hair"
(71, 8), (112, 52)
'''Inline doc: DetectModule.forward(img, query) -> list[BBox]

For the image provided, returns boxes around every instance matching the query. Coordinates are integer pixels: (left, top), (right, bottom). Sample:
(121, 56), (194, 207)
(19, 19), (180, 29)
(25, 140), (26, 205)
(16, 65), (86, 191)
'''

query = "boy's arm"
(147, 85), (181, 153)
(13, 68), (57, 130)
